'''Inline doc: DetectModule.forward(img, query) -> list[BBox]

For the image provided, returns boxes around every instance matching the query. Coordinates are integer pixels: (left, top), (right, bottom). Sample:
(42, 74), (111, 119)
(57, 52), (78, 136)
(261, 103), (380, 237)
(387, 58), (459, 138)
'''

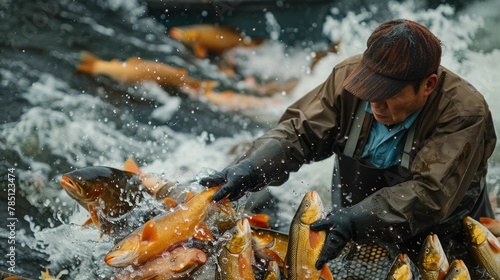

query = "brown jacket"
(247, 55), (496, 242)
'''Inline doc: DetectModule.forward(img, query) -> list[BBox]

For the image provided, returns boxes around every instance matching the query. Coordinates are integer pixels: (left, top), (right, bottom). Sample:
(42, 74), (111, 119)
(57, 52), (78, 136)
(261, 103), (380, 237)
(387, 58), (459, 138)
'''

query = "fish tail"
(76, 51), (100, 74)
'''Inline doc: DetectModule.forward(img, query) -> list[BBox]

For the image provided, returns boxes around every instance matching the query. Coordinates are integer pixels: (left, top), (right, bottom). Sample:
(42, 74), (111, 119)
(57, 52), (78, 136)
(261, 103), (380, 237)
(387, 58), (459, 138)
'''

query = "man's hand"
(310, 208), (355, 269)
(199, 159), (263, 201)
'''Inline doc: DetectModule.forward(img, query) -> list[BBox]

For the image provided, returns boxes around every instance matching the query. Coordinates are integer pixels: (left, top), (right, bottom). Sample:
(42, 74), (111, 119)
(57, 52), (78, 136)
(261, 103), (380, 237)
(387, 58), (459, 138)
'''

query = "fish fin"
(194, 223), (215, 241)
(123, 158), (142, 174)
(309, 229), (323, 248)
(193, 43), (208, 58)
(487, 232), (500, 252)
(81, 218), (94, 229)
(163, 197), (178, 210)
(319, 264), (334, 280)
(248, 213), (271, 229)
(261, 248), (284, 267)
(76, 52), (100, 74)
(141, 220), (159, 242)
(238, 254), (254, 277)
(140, 176), (164, 194)
(87, 204), (99, 228)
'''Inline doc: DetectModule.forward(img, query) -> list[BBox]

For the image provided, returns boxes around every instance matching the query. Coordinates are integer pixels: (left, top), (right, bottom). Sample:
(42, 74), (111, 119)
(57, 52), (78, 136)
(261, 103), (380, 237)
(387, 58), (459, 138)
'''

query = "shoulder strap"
(344, 100), (366, 157)
(344, 100), (416, 168)
(401, 122), (416, 169)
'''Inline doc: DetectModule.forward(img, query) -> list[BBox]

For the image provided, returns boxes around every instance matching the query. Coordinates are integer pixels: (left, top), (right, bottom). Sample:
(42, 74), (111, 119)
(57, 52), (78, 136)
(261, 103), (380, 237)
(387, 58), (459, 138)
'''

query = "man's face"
(370, 78), (434, 125)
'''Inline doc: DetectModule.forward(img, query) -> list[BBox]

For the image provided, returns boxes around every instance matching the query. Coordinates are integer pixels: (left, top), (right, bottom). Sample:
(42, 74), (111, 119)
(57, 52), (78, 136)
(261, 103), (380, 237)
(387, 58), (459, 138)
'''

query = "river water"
(1, 0), (500, 279)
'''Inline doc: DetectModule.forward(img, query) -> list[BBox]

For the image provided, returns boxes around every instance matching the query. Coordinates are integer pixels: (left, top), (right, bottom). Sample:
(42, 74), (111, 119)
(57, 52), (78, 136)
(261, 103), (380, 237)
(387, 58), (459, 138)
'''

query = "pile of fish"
(58, 160), (500, 279)
(60, 160), (335, 279)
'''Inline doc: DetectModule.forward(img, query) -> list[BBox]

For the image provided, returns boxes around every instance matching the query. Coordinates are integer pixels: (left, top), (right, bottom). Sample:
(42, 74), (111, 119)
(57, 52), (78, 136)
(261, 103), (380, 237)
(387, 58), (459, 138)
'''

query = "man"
(200, 19), (497, 270)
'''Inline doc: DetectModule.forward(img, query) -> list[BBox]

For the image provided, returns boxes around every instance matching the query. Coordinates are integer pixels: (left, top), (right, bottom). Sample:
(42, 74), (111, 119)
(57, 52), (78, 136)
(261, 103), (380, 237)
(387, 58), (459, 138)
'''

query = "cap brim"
(342, 63), (409, 103)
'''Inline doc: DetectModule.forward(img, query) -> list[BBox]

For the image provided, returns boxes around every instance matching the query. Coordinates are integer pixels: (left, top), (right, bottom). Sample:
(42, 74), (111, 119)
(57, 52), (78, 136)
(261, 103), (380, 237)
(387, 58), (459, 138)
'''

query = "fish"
(169, 24), (264, 58)
(479, 216), (500, 237)
(216, 218), (255, 280)
(114, 246), (207, 280)
(283, 191), (333, 280)
(263, 260), (281, 280)
(76, 52), (217, 94)
(387, 254), (413, 280)
(60, 166), (159, 237)
(443, 259), (471, 280)
(104, 187), (219, 267)
(204, 90), (282, 112)
(419, 234), (449, 280)
(251, 227), (289, 268)
(462, 216), (500, 279)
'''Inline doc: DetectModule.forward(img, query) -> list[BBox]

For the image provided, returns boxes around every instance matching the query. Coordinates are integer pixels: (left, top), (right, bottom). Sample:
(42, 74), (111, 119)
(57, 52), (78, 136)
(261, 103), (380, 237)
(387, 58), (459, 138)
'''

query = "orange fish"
(204, 90), (281, 112)
(216, 218), (255, 279)
(251, 227), (288, 268)
(284, 191), (333, 280)
(169, 24), (264, 58)
(76, 52), (217, 94)
(479, 216), (500, 237)
(60, 166), (157, 237)
(104, 187), (219, 267)
(114, 246), (207, 280)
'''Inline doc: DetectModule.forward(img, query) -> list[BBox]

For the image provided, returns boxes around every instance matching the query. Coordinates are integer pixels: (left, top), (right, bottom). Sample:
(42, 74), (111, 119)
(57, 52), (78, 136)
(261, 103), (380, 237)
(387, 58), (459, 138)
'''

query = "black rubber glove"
(310, 208), (356, 270)
(199, 139), (288, 202)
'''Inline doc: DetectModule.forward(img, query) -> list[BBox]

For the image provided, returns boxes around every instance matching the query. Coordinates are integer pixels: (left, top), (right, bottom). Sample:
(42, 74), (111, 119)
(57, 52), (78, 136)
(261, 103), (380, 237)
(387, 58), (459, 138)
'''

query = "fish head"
(169, 27), (197, 42)
(60, 173), (103, 204)
(446, 259), (469, 279)
(463, 216), (488, 245)
(420, 234), (446, 271)
(61, 166), (136, 203)
(168, 247), (207, 274)
(388, 254), (412, 280)
(296, 191), (324, 225)
(104, 235), (141, 267)
(251, 229), (275, 252)
(224, 218), (252, 254)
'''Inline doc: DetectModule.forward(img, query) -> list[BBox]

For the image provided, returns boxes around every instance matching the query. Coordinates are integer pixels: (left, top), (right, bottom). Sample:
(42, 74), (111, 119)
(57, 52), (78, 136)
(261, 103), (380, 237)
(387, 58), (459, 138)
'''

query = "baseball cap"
(343, 19), (442, 102)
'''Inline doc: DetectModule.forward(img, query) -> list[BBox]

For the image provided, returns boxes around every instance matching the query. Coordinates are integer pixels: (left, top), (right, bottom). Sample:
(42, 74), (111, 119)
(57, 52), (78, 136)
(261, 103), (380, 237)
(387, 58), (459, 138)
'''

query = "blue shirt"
(360, 103), (421, 168)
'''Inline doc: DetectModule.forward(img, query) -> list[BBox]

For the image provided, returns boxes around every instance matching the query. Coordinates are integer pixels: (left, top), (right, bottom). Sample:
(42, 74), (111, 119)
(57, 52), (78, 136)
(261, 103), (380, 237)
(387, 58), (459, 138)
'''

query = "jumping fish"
(216, 218), (255, 280)
(251, 227), (288, 268)
(169, 24), (264, 58)
(76, 52), (217, 94)
(419, 234), (449, 280)
(114, 246), (207, 280)
(283, 191), (333, 280)
(443, 259), (471, 280)
(60, 166), (158, 237)
(462, 216), (500, 279)
(104, 187), (219, 267)
(387, 254), (413, 280)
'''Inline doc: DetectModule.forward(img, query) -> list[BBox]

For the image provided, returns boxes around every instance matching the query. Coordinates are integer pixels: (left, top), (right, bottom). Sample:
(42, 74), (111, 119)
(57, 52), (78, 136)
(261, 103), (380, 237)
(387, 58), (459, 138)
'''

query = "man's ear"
(424, 74), (438, 97)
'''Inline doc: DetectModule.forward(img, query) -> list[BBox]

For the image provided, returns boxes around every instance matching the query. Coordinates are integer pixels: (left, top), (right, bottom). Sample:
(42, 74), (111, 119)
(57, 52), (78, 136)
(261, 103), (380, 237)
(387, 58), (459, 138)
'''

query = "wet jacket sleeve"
(238, 66), (350, 186)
